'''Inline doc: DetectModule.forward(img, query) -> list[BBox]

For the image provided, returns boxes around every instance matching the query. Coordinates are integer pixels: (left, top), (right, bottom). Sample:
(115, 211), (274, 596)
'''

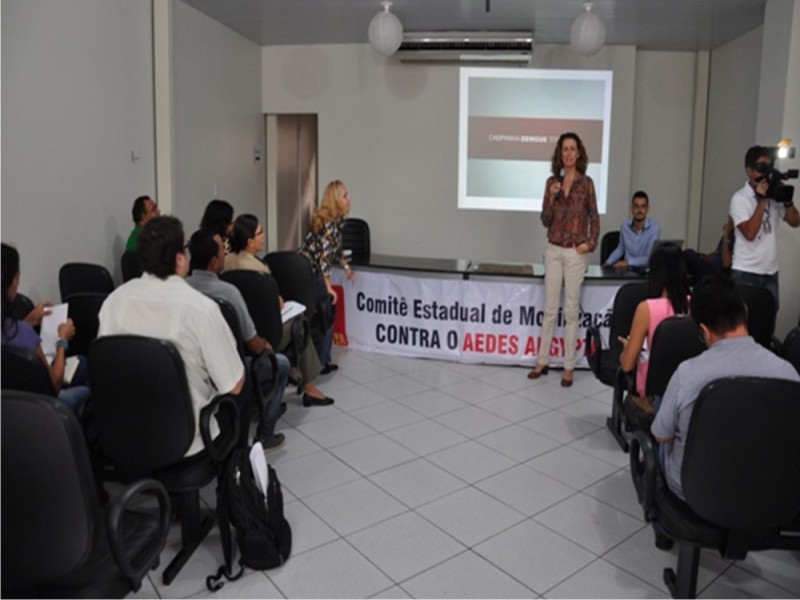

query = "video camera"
(754, 161), (797, 206)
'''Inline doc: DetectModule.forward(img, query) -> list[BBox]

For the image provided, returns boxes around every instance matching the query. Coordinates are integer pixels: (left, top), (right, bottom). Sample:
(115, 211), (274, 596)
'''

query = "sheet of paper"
(40, 303), (68, 361)
(281, 300), (306, 324)
(249, 442), (269, 500)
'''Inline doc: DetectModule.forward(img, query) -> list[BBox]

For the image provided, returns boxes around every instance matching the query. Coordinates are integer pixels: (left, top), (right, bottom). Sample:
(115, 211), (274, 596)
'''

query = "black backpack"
(206, 447), (292, 591)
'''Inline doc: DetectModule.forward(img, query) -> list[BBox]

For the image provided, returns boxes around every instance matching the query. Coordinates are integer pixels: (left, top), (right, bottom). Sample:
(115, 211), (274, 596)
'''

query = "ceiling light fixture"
(368, 1), (404, 56)
(570, 2), (606, 57)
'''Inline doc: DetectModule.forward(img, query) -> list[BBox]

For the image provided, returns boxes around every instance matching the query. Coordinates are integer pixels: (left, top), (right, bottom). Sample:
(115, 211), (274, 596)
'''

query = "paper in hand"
(40, 303), (69, 361)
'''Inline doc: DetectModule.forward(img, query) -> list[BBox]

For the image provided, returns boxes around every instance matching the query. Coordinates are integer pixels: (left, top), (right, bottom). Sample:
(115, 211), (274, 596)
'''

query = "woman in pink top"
(619, 243), (690, 411)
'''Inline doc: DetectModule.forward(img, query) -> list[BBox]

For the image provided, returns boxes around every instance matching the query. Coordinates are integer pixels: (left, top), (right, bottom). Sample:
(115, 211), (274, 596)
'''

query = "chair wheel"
(663, 568), (678, 598)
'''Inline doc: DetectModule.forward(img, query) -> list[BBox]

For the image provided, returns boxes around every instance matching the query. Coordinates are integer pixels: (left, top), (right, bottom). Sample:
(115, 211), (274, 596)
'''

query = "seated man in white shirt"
(99, 216), (244, 457)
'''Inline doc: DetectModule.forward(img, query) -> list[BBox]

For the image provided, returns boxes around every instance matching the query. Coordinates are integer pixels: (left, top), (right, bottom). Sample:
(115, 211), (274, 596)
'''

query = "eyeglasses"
(182, 243), (191, 255)
(762, 205), (772, 236)
(255, 229), (265, 236)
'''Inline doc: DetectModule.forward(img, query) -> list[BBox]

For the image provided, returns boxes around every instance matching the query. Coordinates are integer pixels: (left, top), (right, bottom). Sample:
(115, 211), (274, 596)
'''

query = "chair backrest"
(342, 218), (371, 263)
(65, 292), (108, 357)
(220, 270), (283, 349)
(600, 230), (620, 264)
(681, 377), (800, 530)
(213, 297), (246, 359)
(59, 262), (115, 302)
(9, 293), (35, 322)
(607, 282), (650, 359)
(89, 335), (196, 468)
(644, 316), (706, 397)
(1, 346), (56, 396)
(1, 391), (98, 589)
(120, 250), (142, 282)
(736, 283), (776, 349)
(782, 326), (800, 374)
(263, 251), (318, 318)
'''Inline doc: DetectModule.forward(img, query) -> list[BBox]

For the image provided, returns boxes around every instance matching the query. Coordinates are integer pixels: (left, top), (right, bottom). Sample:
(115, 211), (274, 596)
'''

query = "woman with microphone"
(527, 132), (599, 387)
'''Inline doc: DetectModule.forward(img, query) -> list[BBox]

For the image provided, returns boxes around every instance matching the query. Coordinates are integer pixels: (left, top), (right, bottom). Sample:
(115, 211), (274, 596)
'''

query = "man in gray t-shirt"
(652, 275), (799, 501)
(186, 229), (290, 451)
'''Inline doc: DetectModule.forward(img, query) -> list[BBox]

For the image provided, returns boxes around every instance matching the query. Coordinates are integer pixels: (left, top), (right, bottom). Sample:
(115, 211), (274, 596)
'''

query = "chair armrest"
(585, 326), (602, 377)
(290, 316), (311, 362)
(629, 429), (659, 522)
(251, 349), (279, 401)
(107, 478), (171, 591)
(199, 394), (240, 465)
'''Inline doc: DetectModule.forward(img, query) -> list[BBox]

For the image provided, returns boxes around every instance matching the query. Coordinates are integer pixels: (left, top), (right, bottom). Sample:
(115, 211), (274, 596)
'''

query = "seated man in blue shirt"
(650, 274), (799, 548)
(185, 228), (289, 451)
(605, 191), (661, 269)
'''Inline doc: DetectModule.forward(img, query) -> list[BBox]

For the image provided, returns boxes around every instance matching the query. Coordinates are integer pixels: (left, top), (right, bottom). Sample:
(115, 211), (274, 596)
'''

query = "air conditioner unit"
(396, 31), (533, 63)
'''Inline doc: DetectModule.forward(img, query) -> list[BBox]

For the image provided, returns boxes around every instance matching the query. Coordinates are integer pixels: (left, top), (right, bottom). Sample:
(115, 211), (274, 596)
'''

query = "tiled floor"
(130, 348), (800, 599)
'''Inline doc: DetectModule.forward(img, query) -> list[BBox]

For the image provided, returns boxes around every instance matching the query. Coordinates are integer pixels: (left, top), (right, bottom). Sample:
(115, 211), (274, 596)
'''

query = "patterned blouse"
(301, 219), (344, 276)
(540, 173), (600, 252)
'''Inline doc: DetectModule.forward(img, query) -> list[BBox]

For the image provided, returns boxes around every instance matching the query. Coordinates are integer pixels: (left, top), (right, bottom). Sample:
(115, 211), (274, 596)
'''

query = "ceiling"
(181, 0), (766, 53)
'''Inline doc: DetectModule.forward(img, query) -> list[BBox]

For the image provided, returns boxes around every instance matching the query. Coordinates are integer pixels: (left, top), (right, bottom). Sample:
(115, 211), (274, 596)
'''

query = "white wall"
(630, 51), (698, 239)
(760, 0), (800, 335)
(1, 0), (155, 301)
(699, 27), (763, 251)
(171, 0), (265, 233)
(262, 44), (701, 265)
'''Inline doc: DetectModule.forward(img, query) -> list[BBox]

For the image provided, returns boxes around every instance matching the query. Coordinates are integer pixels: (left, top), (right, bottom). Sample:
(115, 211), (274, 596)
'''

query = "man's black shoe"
(655, 533), (674, 551)
(260, 433), (285, 452)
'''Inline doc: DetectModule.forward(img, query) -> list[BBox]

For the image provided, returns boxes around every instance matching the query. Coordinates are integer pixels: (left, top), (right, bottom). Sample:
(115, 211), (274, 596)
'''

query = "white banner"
(331, 269), (618, 367)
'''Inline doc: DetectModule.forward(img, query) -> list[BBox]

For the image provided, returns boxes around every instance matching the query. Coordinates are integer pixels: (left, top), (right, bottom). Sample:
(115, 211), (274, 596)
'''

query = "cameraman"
(729, 145), (800, 312)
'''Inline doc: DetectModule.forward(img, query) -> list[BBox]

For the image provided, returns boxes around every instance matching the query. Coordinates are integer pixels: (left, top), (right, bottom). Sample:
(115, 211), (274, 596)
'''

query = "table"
(331, 254), (645, 367)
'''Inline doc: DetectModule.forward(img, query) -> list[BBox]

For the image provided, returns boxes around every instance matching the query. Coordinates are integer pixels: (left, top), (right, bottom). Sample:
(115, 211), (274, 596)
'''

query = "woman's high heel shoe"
(527, 365), (549, 380)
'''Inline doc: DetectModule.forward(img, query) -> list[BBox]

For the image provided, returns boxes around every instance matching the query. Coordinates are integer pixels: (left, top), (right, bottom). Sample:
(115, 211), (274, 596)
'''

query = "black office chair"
(65, 292), (107, 357)
(59, 262), (115, 302)
(121, 249), (143, 282)
(629, 377), (800, 599)
(782, 326), (800, 374)
(736, 283), (777, 350)
(585, 281), (649, 387)
(221, 270), (309, 375)
(88, 335), (239, 586)
(608, 315), (705, 452)
(1, 345), (56, 397)
(9, 292), (35, 322)
(342, 217), (371, 264)
(264, 251), (333, 352)
(1, 390), (170, 599)
(600, 230), (620, 265)
(220, 271), (284, 349)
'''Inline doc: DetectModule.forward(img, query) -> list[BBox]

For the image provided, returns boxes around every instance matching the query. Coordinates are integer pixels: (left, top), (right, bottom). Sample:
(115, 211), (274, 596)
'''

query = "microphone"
(555, 168), (565, 201)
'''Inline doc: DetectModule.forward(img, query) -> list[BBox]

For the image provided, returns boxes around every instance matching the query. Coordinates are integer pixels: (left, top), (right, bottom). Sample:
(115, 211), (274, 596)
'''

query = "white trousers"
(537, 243), (588, 370)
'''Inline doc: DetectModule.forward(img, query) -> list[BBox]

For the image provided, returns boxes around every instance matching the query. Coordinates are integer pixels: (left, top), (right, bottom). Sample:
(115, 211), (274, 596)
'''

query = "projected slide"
(458, 68), (612, 213)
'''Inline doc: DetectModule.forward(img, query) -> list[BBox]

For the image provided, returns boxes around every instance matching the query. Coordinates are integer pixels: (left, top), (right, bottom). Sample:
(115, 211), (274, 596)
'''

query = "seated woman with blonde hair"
(301, 180), (354, 374)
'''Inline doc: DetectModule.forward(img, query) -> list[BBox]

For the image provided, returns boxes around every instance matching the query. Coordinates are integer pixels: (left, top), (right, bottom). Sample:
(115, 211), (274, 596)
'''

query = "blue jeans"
(249, 351), (290, 441)
(312, 270), (334, 365)
(731, 269), (779, 313)
(59, 355), (91, 411)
